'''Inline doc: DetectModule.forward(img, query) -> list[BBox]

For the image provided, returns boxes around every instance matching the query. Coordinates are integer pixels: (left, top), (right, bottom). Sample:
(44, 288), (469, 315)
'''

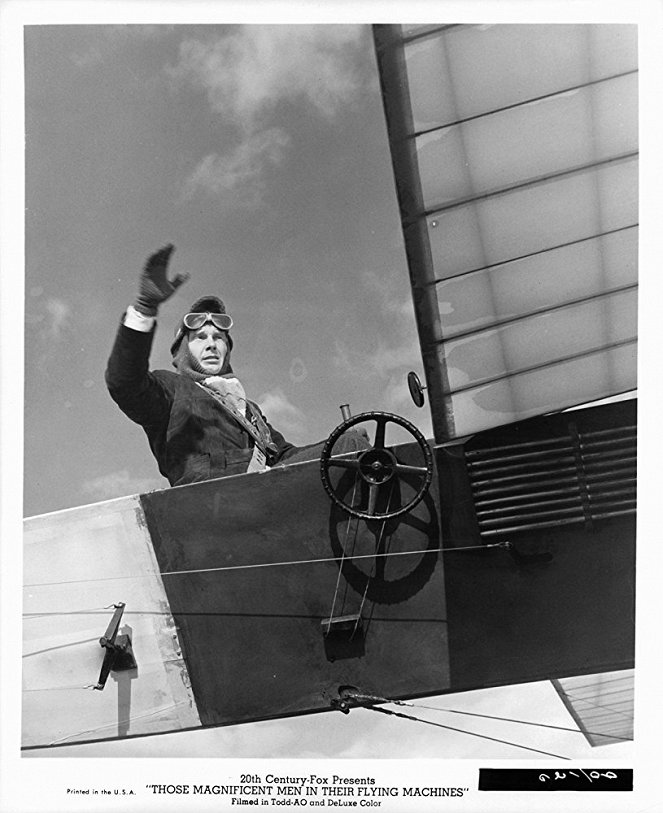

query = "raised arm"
(105, 245), (189, 427)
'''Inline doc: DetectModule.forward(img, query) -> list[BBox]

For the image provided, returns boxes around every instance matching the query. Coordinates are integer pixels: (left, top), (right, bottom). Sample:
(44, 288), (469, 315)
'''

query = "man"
(106, 245), (368, 487)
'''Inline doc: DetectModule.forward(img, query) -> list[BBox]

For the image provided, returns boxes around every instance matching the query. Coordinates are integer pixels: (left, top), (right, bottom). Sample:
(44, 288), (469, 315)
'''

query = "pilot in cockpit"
(106, 244), (369, 487)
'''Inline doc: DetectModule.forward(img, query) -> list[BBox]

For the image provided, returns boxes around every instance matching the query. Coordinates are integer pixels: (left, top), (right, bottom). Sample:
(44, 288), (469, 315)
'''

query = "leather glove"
(134, 244), (190, 316)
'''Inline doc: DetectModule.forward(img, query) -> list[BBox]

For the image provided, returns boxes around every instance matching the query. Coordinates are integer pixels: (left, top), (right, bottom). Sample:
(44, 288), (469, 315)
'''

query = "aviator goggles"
(183, 312), (233, 331)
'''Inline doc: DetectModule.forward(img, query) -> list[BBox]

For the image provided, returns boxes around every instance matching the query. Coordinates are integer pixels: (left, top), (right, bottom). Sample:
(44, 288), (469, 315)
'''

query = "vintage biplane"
(22, 23), (637, 753)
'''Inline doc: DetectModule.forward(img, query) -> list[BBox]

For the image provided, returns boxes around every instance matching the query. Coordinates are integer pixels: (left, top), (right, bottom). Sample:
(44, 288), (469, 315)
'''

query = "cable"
(394, 700), (632, 741)
(38, 700), (193, 747)
(352, 480), (397, 635)
(24, 541), (507, 588)
(365, 704), (570, 760)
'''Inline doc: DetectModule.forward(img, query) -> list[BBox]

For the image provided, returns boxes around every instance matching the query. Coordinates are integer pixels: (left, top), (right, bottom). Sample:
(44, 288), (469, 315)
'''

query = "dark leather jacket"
(105, 322), (294, 486)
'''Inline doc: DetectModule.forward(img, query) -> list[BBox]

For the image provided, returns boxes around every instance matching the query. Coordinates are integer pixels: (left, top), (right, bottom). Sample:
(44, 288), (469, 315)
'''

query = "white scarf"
(202, 375), (248, 417)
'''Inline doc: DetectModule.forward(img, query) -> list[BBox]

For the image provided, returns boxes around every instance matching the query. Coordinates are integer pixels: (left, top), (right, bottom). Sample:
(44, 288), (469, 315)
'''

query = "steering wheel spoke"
(393, 463), (430, 476)
(326, 457), (361, 471)
(320, 411), (434, 521)
(373, 415), (388, 449)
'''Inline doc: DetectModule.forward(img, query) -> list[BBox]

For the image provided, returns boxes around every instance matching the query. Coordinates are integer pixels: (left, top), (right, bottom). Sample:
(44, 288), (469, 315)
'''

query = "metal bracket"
(93, 602), (137, 690)
(330, 685), (364, 714)
(330, 685), (387, 714)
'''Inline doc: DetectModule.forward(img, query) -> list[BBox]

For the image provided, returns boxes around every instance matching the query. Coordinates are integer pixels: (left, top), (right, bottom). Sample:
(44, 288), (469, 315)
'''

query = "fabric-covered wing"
(373, 24), (638, 441)
(553, 669), (634, 747)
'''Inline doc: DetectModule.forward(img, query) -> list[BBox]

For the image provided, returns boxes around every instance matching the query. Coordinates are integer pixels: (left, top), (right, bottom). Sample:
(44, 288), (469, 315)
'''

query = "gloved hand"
(134, 244), (190, 316)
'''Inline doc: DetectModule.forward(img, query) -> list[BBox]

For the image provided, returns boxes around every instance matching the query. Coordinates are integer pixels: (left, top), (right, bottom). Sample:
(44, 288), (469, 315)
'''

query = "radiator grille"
(466, 422), (636, 538)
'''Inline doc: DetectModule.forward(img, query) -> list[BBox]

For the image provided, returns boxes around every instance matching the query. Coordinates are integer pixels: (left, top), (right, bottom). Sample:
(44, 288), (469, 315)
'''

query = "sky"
(5, 4), (663, 809)
(23, 22), (430, 518)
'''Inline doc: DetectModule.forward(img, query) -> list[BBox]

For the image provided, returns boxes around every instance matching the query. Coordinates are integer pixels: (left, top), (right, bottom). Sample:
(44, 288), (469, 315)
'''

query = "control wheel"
(320, 411), (434, 520)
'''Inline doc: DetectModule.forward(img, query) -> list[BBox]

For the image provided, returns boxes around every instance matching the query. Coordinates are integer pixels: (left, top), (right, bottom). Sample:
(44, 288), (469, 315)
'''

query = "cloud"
(333, 333), (431, 433)
(256, 387), (308, 443)
(172, 25), (367, 203)
(44, 297), (71, 340)
(332, 268), (420, 384)
(331, 268), (432, 427)
(25, 296), (71, 342)
(334, 335), (421, 381)
(24, 296), (73, 377)
(81, 469), (164, 503)
(172, 25), (367, 131)
(182, 127), (290, 203)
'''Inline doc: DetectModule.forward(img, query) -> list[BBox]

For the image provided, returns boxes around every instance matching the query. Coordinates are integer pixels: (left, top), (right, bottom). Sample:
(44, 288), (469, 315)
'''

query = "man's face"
(187, 324), (228, 375)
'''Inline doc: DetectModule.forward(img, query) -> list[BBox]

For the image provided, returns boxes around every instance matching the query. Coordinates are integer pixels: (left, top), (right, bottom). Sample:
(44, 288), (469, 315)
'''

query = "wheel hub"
(358, 448), (397, 485)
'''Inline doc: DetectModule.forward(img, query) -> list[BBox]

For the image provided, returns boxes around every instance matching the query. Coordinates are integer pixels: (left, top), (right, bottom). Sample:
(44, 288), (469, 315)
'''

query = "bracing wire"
(365, 704), (571, 760)
(389, 699), (633, 742)
(24, 540), (508, 589)
(39, 700), (193, 747)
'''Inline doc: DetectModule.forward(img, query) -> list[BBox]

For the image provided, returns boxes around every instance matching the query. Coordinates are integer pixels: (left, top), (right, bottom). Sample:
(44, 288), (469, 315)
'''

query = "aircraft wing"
(373, 24), (638, 440)
(553, 669), (634, 747)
